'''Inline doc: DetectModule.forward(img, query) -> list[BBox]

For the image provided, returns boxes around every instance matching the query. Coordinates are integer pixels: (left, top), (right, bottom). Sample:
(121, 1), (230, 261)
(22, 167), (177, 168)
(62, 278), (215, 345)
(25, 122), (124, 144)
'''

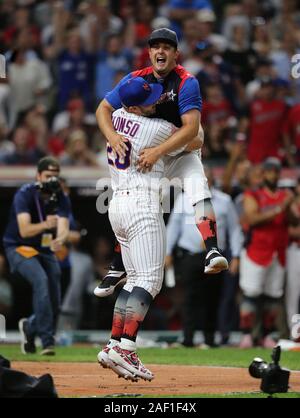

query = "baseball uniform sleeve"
(104, 73), (133, 110)
(178, 77), (202, 115)
(157, 121), (187, 156)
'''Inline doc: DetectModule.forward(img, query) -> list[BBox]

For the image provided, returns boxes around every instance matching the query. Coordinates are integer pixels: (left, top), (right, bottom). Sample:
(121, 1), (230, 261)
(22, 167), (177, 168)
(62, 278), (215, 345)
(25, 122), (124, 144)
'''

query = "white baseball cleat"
(109, 345), (154, 381)
(204, 249), (229, 274)
(94, 270), (127, 297)
(97, 345), (138, 382)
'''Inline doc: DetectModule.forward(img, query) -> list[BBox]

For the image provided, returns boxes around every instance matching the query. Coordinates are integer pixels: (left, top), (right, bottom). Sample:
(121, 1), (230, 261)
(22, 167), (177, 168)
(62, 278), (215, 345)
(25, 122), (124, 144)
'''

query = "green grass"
(1, 344), (299, 370)
(1, 344), (299, 398)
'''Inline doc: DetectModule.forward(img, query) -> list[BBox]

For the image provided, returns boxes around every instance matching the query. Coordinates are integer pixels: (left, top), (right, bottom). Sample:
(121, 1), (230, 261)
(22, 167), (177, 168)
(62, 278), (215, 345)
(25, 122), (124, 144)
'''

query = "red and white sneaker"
(109, 345), (154, 381)
(97, 345), (138, 382)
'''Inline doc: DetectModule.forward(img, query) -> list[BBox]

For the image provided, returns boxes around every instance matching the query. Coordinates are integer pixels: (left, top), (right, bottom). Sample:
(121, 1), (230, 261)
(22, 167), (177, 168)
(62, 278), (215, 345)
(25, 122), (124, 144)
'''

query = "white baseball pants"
(108, 190), (166, 299)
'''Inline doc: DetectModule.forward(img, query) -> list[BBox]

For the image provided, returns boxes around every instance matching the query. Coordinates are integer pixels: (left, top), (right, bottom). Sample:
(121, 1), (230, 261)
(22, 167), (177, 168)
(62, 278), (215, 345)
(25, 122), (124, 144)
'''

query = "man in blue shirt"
(3, 157), (71, 355)
(57, 29), (95, 111)
(168, 0), (214, 38)
(95, 34), (133, 101)
(95, 28), (228, 298)
(166, 166), (243, 347)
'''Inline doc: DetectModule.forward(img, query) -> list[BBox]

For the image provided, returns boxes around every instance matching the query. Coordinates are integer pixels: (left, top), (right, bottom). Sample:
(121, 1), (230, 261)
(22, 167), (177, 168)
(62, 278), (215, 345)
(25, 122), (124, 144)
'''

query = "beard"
(264, 179), (278, 191)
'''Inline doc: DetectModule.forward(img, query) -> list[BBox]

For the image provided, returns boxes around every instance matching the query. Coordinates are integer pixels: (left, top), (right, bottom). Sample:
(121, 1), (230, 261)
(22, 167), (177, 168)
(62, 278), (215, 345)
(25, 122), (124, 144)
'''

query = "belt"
(113, 188), (160, 197)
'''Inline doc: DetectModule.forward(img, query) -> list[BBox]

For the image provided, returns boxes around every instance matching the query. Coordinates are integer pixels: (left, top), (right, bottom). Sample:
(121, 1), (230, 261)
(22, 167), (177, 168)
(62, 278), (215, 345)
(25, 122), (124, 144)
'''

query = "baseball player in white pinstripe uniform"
(98, 77), (191, 381)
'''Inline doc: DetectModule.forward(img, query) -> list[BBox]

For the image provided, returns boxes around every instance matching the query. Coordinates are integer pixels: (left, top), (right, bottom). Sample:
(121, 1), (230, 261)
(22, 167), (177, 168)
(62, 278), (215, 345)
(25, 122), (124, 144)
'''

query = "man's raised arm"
(95, 99), (128, 158)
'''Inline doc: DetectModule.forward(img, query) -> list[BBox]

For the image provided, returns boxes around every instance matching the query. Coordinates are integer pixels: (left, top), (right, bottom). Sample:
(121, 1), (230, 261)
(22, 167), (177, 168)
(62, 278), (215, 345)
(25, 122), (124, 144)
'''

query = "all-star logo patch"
(157, 89), (177, 104)
(167, 89), (177, 101)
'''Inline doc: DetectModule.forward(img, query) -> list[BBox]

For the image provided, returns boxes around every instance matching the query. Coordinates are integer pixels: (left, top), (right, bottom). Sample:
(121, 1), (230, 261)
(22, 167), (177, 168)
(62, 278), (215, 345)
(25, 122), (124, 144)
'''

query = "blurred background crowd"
(1, 0), (300, 167)
(0, 0), (300, 346)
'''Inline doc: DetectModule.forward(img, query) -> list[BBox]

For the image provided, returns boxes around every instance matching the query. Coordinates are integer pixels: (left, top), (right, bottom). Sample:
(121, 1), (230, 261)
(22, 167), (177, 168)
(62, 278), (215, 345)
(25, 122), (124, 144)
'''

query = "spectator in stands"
(195, 41), (243, 112)
(8, 37), (52, 128)
(239, 157), (294, 348)
(134, 2), (155, 46)
(283, 103), (300, 167)
(0, 126), (45, 165)
(95, 34), (133, 101)
(2, 6), (40, 52)
(251, 16), (274, 57)
(60, 129), (99, 167)
(178, 17), (202, 63)
(221, 5), (251, 48)
(223, 20), (258, 85)
(270, 27), (299, 82)
(0, 119), (14, 159)
(78, 0), (124, 51)
(245, 57), (275, 101)
(222, 141), (263, 198)
(238, 77), (288, 164)
(54, 26), (95, 111)
(201, 82), (236, 164)
(196, 8), (227, 53)
(0, 79), (10, 130)
(269, 27), (300, 104)
(49, 98), (98, 157)
(21, 105), (48, 156)
(168, 0), (213, 38)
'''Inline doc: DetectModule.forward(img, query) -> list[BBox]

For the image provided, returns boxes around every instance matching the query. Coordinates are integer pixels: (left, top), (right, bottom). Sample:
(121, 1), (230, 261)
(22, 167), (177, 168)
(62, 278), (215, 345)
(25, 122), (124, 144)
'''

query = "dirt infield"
(14, 362), (300, 397)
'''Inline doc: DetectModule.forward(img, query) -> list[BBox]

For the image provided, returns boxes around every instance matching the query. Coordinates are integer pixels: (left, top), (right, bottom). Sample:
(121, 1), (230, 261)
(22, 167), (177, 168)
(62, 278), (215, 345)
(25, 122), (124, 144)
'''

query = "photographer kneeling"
(3, 157), (70, 356)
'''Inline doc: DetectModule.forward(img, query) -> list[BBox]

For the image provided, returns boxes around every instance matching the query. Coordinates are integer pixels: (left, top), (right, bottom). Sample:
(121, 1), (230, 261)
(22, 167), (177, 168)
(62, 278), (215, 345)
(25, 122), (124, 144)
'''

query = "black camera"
(36, 177), (62, 215)
(249, 346), (290, 395)
(37, 177), (62, 195)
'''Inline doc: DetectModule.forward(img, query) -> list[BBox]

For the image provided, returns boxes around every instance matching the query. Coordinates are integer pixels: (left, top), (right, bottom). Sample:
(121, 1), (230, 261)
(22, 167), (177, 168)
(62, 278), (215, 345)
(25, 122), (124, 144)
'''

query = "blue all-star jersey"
(104, 64), (202, 128)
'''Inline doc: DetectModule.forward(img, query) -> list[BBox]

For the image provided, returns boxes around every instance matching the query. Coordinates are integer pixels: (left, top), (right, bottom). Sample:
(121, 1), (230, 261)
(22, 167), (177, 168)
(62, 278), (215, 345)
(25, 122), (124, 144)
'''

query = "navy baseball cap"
(37, 156), (60, 173)
(148, 28), (178, 48)
(119, 77), (163, 107)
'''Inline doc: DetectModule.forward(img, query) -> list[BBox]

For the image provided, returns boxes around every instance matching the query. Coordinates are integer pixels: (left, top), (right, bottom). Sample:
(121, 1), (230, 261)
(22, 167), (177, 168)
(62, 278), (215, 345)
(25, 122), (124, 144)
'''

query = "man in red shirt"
(239, 78), (288, 164)
(283, 103), (300, 166)
(239, 157), (294, 348)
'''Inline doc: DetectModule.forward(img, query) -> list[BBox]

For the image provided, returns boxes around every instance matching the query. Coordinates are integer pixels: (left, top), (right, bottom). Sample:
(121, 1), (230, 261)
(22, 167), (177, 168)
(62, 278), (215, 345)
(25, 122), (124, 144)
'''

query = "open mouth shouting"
(156, 56), (167, 67)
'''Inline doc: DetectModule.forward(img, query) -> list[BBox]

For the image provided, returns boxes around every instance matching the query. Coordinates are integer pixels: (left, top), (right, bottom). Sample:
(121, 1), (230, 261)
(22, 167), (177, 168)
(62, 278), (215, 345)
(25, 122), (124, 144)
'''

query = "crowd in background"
(1, 0), (300, 345)
(0, 0), (300, 167)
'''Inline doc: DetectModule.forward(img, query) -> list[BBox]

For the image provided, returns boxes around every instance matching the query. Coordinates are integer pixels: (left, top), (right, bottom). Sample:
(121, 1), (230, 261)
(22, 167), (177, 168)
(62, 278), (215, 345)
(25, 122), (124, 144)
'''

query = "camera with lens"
(36, 177), (62, 215)
(249, 346), (290, 395)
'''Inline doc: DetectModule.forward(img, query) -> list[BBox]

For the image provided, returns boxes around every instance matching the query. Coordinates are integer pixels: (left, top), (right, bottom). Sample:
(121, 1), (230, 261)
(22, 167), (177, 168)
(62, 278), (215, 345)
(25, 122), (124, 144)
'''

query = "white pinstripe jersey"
(108, 108), (181, 192)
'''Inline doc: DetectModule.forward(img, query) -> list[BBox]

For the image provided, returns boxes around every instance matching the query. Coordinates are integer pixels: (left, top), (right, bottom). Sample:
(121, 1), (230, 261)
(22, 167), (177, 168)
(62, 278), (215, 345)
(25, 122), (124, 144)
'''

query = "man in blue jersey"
(3, 157), (71, 355)
(95, 28), (228, 297)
